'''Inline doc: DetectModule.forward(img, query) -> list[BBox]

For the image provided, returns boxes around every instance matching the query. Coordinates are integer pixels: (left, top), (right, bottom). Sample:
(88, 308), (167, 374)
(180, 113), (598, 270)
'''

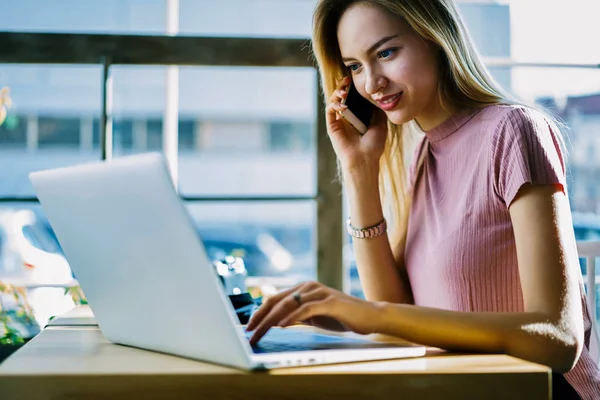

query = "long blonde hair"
(311, 0), (522, 253)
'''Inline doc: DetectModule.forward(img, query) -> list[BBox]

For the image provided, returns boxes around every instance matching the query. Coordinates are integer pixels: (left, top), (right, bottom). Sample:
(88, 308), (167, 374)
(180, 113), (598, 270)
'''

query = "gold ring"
(292, 291), (302, 306)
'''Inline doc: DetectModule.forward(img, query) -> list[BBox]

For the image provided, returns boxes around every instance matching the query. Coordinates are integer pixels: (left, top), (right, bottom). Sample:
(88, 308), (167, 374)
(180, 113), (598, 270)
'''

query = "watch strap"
(346, 218), (387, 239)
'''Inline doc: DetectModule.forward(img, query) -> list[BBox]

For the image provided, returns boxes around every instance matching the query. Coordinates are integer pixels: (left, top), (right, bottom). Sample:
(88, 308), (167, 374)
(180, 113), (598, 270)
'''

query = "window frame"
(0, 32), (345, 291)
(1, 32), (600, 293)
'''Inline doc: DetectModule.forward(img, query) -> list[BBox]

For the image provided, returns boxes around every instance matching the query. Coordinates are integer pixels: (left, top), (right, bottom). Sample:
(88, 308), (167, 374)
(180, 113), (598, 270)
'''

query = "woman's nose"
(364, 71), (387, 96)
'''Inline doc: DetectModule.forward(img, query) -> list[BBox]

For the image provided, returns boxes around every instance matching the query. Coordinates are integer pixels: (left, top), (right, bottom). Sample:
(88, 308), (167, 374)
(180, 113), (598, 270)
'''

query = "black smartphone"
(340, 82), (375, 134)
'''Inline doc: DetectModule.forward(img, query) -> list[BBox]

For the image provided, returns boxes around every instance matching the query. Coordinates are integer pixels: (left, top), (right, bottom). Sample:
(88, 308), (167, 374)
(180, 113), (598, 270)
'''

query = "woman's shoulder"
(482, 104), (566, 205)
(471, 104), (559, 146)
(477, 104), (553, 133)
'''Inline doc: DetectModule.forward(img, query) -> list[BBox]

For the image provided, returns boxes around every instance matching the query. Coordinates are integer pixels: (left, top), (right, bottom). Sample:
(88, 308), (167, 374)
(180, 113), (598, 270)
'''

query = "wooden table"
(0, 307), (551, 399)
(45, 304), (98, 327)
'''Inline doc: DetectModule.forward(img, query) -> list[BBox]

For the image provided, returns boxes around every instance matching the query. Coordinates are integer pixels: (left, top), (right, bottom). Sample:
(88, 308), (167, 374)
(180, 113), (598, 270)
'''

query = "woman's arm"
(320, 78), (413, 304)
(374, 184), (584, 372)
(344, 164), (413, 304)
(249, 180), (583, 372)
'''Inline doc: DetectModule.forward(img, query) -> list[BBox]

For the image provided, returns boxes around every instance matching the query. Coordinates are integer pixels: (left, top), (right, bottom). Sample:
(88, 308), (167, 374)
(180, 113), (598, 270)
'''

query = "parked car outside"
(196, 223), (313, 282)
(0, 208), (75, 331)
(0, 209), (72, 286)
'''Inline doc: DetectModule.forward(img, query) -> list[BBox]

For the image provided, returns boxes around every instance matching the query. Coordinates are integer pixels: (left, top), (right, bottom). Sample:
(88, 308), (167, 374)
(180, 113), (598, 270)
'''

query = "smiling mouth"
(375, 92), (403, 110)
(377, 92), (402, 105)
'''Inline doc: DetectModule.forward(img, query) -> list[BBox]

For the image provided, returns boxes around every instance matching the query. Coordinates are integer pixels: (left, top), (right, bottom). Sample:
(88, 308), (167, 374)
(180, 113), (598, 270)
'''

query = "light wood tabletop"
(45, 304), (98, 327)
(0, 307), (551, 400)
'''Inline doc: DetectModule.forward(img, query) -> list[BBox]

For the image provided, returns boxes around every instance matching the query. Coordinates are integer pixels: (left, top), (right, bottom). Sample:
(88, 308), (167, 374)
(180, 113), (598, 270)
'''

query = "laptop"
(29, 152), (426, 370)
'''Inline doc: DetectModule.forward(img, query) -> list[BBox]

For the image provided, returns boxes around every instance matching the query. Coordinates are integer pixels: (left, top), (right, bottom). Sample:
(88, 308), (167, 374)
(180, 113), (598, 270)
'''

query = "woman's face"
(337, 3), (450, 130)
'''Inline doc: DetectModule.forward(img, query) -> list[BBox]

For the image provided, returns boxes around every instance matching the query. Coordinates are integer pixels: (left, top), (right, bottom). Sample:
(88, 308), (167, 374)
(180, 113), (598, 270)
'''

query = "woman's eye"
(347, 64), (360, 72)
(378, 48), (396, 59)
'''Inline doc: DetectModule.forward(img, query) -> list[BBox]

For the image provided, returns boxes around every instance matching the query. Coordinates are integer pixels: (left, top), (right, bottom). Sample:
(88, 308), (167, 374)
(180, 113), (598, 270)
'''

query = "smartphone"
(340, 82), (375, 134)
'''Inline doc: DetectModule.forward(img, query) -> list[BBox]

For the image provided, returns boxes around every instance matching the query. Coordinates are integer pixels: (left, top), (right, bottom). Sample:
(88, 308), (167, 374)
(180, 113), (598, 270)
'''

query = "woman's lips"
(376, 92), (402, 111)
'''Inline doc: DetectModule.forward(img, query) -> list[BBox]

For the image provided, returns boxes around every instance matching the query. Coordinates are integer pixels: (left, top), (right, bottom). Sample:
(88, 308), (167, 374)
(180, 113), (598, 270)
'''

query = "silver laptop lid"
(29, 152), (255, 370)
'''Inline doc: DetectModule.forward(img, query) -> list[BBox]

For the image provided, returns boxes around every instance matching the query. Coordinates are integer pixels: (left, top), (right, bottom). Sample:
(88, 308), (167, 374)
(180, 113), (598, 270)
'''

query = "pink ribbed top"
(404, 104), (600, 398)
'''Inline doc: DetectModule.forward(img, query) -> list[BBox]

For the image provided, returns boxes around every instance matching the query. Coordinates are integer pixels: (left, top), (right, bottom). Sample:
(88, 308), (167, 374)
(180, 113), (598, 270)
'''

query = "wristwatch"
(346, 218), (387, 239)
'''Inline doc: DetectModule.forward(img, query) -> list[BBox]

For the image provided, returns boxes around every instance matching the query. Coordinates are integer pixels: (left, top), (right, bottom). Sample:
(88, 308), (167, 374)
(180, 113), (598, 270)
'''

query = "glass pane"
(579, 258), (600, 325)
(0, 0), (166, 35)
(510, 0), (600, 64)
(1, 0), (518, 40)
(179, 0), (314, 38)
(0, 201), (316, 331)
(178, 0), (510, 42)
(178, 66), (317, 197)
(0, 64), (102, 198)
(109, 66), (167, 157)
(187, 201), (316, 293)
(458, 3), (511, 90)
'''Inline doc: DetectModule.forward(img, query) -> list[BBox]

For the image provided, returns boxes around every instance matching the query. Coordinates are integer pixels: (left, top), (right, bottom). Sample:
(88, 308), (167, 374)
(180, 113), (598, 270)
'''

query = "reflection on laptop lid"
(29, 152), (425, 370)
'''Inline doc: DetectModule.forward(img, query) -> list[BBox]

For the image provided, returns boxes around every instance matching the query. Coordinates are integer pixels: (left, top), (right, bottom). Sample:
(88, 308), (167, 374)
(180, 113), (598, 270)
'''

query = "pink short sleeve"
(491, 107), (566, 207)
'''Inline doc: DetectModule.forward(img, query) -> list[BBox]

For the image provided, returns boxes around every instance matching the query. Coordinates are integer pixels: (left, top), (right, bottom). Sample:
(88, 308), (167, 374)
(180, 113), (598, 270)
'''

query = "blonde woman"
(247, 1), (599, 397)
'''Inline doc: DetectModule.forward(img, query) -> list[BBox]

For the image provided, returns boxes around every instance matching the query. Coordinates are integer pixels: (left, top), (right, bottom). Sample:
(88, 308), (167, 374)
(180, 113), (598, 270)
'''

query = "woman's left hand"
(246, 281), (384, 345)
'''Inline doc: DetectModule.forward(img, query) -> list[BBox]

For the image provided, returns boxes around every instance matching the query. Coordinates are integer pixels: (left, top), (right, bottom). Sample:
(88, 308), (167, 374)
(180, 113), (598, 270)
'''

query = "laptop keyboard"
(246, 327), (390, 354)
(251, 341), (327, 354)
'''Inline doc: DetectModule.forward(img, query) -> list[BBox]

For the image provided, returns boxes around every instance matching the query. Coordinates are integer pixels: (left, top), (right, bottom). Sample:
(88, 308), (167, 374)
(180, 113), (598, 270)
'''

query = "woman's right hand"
(326, 76), (389, 173)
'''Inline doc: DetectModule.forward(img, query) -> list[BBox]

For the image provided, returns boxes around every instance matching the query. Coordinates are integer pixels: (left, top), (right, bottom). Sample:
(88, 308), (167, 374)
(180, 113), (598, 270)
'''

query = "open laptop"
(29, 152), (425, 370)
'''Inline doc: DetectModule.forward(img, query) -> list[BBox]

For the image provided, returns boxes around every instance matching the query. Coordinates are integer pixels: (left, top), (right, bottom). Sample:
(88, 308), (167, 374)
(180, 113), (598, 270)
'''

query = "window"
(178, 0), (314, 38)
(146, 119), (163, 151)
(0, 64), (102, 198)
(177, 66), (317, 198)
(38, 117), (80, 148)
(0, 115), (26, 148)
(188, 202), (316, 282)
(269, 122), (312, 153)
(1, 0), (166, 35)
(178, 120), (196, 152)
(113, 120), (134, 151)
(0, 226), (5, 257)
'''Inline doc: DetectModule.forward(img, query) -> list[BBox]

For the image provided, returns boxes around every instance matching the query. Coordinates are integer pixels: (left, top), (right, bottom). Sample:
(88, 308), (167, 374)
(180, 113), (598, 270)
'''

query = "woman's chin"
(384, 109), (413, 125)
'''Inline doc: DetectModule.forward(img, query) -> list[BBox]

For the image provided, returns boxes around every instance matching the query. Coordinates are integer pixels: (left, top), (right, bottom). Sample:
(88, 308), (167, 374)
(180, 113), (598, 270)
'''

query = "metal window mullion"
(3, 33), (600, 70)
(315, 75), (344, 291)
(163, 0), (180, 188)
(182, 195), (318, 202)
(481, 57), (600, 69)
(100, 57), (113, 161)
(26, 114), (38, 153)
(587, 256), (597, 321)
